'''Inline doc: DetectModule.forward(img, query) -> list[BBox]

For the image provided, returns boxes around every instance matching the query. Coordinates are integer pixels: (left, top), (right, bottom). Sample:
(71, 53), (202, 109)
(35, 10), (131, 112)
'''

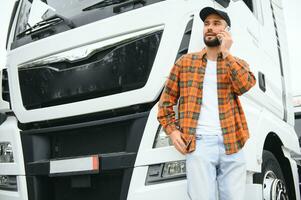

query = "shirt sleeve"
(157, 56), (183, 135)
(225, 54), (256, 96)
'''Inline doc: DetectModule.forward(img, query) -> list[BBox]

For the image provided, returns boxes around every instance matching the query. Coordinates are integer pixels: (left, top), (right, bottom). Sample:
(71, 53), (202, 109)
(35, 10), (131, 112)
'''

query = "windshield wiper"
(17, 13), (74, 38)
(82, 0), (129, 11)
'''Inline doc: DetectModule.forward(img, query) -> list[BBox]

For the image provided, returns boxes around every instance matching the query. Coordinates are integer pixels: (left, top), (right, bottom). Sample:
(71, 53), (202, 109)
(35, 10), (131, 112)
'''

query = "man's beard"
(203, 36), (221, 47)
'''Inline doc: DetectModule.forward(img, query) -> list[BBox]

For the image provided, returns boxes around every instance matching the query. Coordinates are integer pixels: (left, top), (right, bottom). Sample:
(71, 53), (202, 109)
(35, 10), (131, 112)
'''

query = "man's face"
(203, 14), (227, 47)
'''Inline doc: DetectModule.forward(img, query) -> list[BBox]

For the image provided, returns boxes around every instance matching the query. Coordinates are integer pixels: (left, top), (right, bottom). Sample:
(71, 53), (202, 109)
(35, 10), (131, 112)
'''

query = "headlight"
(0, 142), (14, 163)
(146, 160), (186, 185)
(162, 160), (186, 178)
(153, 125), (173, 148)
(0, 176), (17, 191)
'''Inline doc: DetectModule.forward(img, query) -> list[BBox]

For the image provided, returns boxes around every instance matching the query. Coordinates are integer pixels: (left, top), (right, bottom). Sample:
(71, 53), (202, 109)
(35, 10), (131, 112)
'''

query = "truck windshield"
(12, 0), (165, 49)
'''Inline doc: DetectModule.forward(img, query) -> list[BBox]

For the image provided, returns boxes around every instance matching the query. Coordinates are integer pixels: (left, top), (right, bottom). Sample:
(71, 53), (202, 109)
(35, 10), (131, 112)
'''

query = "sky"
(0, 0), (301, 95)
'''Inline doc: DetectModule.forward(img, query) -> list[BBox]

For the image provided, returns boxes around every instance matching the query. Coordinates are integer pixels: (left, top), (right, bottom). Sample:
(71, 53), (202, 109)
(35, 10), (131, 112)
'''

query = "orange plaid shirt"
(157, 48), (256, 154)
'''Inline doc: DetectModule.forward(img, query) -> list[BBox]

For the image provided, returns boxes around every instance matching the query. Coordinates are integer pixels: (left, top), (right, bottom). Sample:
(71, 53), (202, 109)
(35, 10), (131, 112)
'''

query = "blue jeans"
(185, 134), (246, 200)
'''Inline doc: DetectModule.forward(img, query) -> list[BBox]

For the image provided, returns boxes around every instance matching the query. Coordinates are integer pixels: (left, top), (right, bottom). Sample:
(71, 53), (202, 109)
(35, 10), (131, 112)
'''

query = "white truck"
(0, 0), (300, 200)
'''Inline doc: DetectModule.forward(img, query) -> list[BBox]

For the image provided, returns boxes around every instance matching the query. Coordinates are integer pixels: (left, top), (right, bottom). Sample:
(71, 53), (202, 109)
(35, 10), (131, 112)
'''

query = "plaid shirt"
(157, 48), (256, 154)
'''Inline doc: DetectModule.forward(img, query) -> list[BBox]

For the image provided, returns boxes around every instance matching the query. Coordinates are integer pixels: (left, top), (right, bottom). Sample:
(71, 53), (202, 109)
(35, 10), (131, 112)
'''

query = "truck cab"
(1, 0), (300, 200)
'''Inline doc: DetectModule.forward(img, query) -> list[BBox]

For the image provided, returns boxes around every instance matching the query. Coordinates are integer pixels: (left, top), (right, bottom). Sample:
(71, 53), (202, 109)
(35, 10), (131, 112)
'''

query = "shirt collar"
(198, 48), (224, 62)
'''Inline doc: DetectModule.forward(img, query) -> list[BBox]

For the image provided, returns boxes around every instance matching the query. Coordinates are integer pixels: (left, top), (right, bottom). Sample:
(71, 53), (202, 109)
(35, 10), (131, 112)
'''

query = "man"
(157, 7), (256, 200)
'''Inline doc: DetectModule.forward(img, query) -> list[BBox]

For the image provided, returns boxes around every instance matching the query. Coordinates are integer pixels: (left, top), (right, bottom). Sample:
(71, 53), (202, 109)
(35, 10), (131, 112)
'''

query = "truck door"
(258, 0), (285, 120)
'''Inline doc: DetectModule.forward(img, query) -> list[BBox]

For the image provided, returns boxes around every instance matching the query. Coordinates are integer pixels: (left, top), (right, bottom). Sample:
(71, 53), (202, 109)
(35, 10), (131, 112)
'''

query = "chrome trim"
(18, 25), (164, 70)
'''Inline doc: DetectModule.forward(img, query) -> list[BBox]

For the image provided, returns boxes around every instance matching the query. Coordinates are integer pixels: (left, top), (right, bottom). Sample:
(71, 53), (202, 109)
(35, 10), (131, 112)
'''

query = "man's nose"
(206, 26), (213, 32)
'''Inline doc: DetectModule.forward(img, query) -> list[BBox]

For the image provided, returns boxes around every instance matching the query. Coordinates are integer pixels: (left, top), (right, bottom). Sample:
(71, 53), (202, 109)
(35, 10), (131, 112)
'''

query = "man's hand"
(217, 29), (233, 59)
(169, 130), (187, 155)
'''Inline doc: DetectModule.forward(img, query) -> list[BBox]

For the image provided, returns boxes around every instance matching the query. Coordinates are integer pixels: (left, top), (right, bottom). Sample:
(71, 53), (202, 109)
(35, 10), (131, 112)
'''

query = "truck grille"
(21, 111), (150, 200)
(18, 31), (162, 109)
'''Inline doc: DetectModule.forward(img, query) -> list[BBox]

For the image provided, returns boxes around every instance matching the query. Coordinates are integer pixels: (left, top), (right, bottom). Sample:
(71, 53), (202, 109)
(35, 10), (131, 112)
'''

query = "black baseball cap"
(199, 7), (231, 27)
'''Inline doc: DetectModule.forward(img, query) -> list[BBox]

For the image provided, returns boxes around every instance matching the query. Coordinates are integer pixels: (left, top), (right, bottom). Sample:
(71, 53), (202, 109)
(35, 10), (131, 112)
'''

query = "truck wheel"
(254, 150), (289, 200)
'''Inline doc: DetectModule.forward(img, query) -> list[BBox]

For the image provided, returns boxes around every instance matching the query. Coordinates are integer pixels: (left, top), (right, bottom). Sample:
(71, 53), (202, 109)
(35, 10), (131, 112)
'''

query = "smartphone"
(225, 26), (231, 32)
(217, 26), (231, 44)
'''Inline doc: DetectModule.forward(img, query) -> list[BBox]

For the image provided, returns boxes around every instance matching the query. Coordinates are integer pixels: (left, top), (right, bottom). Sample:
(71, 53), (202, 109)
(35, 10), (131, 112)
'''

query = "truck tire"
(254, 150), (289, 200)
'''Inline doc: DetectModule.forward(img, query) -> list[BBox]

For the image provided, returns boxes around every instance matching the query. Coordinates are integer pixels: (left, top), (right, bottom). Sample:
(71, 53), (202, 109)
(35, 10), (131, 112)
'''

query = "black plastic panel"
(19, 31), (162, 110)
(2, 69), (10, 103)
(26, 169), (133, 200)
(21, 112), (149, 162)
(175, 18), (193, 61)
(21, 111), (149, 200)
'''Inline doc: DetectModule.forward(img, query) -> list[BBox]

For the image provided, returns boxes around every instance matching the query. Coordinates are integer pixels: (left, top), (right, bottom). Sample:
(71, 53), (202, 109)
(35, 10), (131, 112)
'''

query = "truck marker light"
(92, 155), (99, 171)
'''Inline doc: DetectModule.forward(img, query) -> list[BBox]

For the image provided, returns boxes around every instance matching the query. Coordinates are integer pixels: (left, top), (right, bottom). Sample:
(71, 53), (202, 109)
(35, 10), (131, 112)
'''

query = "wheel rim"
(263, 171), (289, 200)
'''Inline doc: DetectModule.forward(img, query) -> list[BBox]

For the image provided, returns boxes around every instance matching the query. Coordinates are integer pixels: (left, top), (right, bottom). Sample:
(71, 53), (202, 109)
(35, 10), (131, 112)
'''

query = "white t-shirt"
(196, 59), (223, 135)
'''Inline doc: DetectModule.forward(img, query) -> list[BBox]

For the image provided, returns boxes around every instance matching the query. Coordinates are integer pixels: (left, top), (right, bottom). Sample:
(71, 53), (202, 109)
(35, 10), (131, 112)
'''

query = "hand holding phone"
(218, 26), (231, 43)
(218, 26), (232, 58)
